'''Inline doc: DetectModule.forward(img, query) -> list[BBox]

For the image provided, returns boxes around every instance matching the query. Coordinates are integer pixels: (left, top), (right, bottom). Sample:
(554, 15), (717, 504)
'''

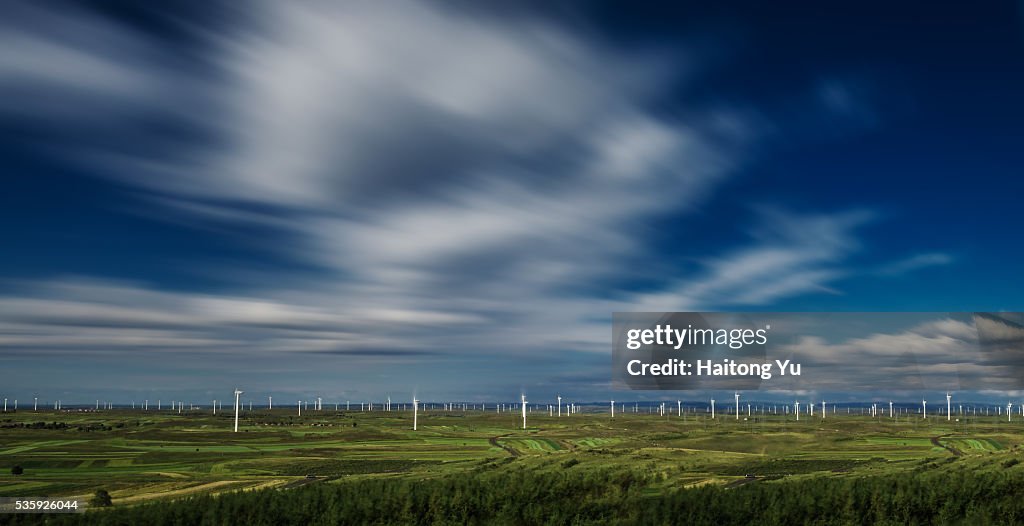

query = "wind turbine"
(710, 398), (715, 419)
(946, 392), (952, 421)
(298, 400), (302, 416)
(233, 389), (243, 432)
(413, 397), (419, 431)
(735, 392), (740, 420)
(521, 394), (527, 429)
(610, 400), (615, 418)
(922, 399), (927, 419)
(557, 395), (562, 417)
(821, 400), (826, 420)
(795, 401), (800, 421)
(269, 396), (273, 410)
(1009, 402), (1013, 422)
(677, 400), (681, 417)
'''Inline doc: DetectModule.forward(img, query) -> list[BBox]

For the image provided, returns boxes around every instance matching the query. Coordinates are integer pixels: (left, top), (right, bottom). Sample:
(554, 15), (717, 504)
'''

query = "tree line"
(10, 462), (1024, 525)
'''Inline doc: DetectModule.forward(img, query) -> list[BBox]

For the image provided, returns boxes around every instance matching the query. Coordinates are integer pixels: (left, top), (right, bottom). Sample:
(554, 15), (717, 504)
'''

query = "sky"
(1, 1), (1023, 405)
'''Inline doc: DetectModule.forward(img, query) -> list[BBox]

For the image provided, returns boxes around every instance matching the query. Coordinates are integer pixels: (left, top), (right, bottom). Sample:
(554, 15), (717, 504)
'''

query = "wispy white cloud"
(0, 278), (477, 356)
(877, 252), (953, 276)
(770, 315), (1024, 392)
(632, 209), (873, 310)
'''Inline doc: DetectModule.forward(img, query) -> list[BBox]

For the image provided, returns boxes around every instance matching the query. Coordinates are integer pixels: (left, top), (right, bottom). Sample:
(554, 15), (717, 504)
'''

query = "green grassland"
(2, 409), (1024, 523)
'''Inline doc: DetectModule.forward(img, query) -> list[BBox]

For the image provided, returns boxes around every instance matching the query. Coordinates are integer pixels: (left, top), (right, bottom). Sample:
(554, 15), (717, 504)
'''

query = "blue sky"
(1, 1), (1023, 404)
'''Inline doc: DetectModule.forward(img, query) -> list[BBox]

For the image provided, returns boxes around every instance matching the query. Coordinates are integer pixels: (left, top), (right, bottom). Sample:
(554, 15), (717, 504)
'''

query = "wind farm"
(4, 389), (1024, 523)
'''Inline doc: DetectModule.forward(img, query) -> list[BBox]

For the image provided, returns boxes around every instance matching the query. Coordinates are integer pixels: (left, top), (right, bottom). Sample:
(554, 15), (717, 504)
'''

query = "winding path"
(931, 435), (962, 457)
(489, 435), (520, 457)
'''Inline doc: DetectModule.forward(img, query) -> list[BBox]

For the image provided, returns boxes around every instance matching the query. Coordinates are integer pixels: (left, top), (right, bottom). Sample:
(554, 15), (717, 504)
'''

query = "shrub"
(90, 489), (113, 508)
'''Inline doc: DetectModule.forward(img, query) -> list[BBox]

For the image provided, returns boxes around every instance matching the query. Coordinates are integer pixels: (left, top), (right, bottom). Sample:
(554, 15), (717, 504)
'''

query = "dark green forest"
(13, 463), (1024, 526)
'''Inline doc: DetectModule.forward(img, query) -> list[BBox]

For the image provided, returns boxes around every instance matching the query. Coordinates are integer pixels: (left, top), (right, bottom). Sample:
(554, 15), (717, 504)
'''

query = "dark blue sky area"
(0, 1), (1022, 402)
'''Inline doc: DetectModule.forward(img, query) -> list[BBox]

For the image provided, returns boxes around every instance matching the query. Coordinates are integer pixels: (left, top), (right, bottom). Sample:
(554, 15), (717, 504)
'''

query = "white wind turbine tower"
(947, 393), (952, 421)
(922, 399), (927, 419)
(710, 398), (715, 419)
(735, 392), (740, 420)
(821, 400), (826, 420)
(318, 397), (322, 411)
(298, 400), (302, 416)
(795, 401), (800, 421)
(889, 400), (893, 418)
(557, 396), (562, 417)
(268, 396), (273, 410)
(521, 394), (528, 430)
(413, 397), (419, 431)
(1008, 402), (1013, 422)
(610, 400), (615, 418)
(677, 400), (681, 417)
(232, 389), (243, 432)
